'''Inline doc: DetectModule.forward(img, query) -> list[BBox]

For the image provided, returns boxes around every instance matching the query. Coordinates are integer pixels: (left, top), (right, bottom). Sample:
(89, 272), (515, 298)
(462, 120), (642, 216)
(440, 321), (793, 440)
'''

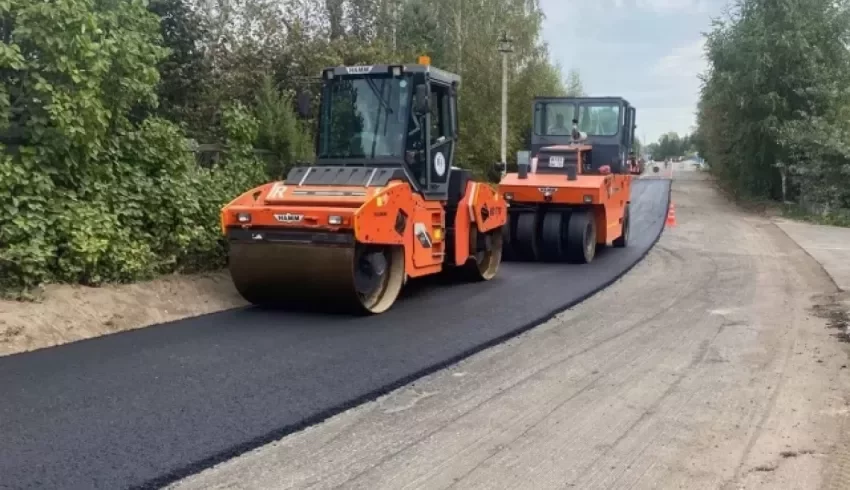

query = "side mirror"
(414, 84), (429, 115)
(296, 91), (312, 119)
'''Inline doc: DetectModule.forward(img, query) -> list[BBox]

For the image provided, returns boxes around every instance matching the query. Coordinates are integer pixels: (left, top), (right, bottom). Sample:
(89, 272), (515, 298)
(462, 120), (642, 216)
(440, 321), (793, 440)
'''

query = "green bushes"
(0, 0), (267, 293)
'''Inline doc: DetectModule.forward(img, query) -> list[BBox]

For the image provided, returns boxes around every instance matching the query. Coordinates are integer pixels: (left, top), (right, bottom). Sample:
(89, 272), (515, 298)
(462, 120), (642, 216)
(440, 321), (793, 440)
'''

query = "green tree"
(565, 68), (585, 96)
(146, 0), (209, 138)
(697, 0), (850, 212)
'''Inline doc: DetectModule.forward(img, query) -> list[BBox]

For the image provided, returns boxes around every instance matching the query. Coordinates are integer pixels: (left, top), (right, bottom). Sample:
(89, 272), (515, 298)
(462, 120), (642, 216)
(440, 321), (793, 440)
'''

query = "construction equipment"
(496, 96), (636, 263)
(627, 151), (644, 175)
(220, 57), (507, 314)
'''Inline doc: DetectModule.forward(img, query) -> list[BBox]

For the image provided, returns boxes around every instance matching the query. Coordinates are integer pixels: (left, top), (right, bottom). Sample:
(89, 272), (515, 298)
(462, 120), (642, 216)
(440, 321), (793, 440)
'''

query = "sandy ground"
(170, 169), (850, 490)
(0, 272), (246, 356)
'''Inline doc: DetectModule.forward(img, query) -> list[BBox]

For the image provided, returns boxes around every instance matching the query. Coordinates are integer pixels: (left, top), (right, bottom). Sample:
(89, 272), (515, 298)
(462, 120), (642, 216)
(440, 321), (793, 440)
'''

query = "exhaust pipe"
(518, 159), (528, 179)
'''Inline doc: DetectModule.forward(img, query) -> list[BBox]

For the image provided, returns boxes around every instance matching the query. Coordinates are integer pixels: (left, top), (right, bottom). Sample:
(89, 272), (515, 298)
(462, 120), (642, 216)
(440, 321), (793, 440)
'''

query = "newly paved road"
(172, 169), (850, 490)
(0, 179), (670, 490)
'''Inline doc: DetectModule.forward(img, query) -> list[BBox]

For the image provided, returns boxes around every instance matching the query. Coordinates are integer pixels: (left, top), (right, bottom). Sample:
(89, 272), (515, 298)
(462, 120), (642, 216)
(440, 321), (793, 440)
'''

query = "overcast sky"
(539, 0), (729, 144)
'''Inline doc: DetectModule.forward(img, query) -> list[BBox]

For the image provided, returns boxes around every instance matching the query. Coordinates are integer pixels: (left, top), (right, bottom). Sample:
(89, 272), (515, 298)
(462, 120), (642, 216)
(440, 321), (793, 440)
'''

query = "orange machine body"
(221, 59), (506, 314)
(221, 177), (506, 279)
(499, 144), (631, 245)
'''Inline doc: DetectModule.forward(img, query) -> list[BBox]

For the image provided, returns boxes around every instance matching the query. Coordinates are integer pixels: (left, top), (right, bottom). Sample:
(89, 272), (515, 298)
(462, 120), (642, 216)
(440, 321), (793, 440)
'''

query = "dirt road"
(172, 169), (850, 490)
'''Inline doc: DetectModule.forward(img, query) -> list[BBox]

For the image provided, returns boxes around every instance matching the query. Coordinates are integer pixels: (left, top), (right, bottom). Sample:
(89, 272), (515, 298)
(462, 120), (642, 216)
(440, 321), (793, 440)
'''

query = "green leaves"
(697, 0), (850, 208)
(0, 0), (268, 294)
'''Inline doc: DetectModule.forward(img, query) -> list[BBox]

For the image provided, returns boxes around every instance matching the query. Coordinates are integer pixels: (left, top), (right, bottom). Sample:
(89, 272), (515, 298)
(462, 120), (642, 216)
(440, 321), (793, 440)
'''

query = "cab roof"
(533, 96), (633, 106)
(322, 64), (461, 86)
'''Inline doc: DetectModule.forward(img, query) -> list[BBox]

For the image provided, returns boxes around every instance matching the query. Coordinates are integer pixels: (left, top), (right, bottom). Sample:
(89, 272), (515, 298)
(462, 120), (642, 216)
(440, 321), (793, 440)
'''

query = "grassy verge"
(780, 203), (850, 228)
(703, 170), (850, 227)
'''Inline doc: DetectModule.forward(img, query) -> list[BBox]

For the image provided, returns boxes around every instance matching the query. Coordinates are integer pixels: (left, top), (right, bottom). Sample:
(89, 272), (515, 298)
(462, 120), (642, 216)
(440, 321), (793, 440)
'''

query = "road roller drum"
(227, 241), (406, 314)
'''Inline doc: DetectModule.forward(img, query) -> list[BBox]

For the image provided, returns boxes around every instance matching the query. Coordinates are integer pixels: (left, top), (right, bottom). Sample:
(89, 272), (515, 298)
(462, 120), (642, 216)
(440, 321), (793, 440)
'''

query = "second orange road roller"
(220, 57), (507, 314)
(497, 96), (637, 263)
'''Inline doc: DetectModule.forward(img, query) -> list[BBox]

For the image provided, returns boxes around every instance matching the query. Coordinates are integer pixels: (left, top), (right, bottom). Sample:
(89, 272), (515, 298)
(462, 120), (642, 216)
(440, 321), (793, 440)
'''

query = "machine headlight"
(328, 215), (342, 225)
(237, 212), (251, 223)
(504, 192), (514, 200)
(583, 195), (593, 204)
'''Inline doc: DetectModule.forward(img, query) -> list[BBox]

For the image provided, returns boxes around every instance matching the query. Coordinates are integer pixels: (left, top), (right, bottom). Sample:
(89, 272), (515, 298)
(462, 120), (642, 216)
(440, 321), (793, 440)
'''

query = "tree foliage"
(695, 0), (850, 215)
(565, 68), (585, 96)
(0, 0), (578, 292)
(645, 132), (696, 160)
(0, 0), (266, 293)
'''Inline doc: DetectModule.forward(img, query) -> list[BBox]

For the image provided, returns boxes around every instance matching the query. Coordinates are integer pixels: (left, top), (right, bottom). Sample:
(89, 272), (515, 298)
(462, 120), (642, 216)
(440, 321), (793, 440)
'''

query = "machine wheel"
(464, 228), (504, 281)
(564, 209), (597, 264)
(228, 241), (405, 314)
(539, 211), (568, 262)
(501, 213), (518, 261)
(514, 211), (540, 261)
(612, 204), (630, 248)
(352, 244), (406, 314)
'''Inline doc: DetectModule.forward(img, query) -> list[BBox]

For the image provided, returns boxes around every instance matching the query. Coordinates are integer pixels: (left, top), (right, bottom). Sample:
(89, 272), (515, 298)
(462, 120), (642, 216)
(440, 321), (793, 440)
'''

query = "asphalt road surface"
(171, 169), (850, 490)
(0, 179), (671, 490)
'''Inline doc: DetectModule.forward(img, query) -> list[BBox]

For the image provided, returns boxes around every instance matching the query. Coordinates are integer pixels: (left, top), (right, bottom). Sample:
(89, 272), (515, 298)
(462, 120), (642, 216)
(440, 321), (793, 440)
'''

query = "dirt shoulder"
(0, 272), (246, 357)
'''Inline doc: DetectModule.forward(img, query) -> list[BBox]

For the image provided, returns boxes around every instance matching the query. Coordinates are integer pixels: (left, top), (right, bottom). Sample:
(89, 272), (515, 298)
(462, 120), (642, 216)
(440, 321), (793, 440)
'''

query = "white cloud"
(637, 107), (699, 143)
(634, 39), (707, 141)
(650, 37), (707, 77)
(635, 0), (707, 13)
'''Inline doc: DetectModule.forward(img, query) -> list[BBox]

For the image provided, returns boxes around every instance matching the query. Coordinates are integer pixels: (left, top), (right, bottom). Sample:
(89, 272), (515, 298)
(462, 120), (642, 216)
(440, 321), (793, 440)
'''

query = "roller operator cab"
(497, 96), (636, 264)
(220, 58), (507, 314)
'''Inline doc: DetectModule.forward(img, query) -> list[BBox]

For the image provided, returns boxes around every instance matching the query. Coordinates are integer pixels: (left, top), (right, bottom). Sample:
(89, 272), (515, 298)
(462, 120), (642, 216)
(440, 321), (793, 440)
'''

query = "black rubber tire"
(514, 212), (540, 261)
(564, 209), (597, 264)
(612, 203), (630, 248)
(539, 211), (567, 262)
(501, 212), (518, 261)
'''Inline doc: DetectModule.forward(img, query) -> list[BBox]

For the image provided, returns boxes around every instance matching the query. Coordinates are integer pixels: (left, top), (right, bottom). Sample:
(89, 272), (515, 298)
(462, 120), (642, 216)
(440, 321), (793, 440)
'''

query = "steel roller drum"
(228, 242), (405, 314)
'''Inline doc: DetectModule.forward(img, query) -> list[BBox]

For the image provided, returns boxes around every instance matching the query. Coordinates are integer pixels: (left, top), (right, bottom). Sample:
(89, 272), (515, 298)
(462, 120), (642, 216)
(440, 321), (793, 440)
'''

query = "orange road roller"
(220, 57), (507, 314)
(497, 96), (637, 263)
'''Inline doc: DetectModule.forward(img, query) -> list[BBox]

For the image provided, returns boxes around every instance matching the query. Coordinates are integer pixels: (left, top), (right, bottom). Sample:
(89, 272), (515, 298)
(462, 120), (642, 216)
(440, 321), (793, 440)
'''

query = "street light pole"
(498, 32), (513, 179)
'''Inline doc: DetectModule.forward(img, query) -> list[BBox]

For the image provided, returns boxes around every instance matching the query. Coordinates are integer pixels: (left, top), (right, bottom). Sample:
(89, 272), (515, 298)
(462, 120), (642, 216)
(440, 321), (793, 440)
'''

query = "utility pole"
(498, 32), (513, 178)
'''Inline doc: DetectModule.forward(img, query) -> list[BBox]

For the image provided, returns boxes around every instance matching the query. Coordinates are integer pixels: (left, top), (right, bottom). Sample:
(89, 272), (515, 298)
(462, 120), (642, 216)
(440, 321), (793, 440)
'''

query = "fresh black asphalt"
(0, 178), (671, 490)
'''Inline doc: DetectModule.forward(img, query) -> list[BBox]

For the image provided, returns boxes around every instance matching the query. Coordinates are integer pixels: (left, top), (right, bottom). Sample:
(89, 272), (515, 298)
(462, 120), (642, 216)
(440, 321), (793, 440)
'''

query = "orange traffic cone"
(665, 202), (677, 227)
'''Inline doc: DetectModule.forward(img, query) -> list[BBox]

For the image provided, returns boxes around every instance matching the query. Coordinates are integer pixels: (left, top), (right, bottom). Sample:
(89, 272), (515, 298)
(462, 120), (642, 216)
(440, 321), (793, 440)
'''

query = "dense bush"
(0, 0), (266, 293)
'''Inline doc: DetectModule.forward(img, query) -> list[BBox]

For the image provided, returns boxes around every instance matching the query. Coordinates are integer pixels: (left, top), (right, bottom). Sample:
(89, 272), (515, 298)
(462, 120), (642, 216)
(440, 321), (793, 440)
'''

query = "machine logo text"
(345, 65), (373, 74)
(274, 213), (303, 223)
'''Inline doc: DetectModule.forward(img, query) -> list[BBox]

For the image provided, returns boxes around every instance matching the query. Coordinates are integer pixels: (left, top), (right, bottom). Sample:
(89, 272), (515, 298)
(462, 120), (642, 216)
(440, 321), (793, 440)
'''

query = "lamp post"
(498, 31), (513, 179)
